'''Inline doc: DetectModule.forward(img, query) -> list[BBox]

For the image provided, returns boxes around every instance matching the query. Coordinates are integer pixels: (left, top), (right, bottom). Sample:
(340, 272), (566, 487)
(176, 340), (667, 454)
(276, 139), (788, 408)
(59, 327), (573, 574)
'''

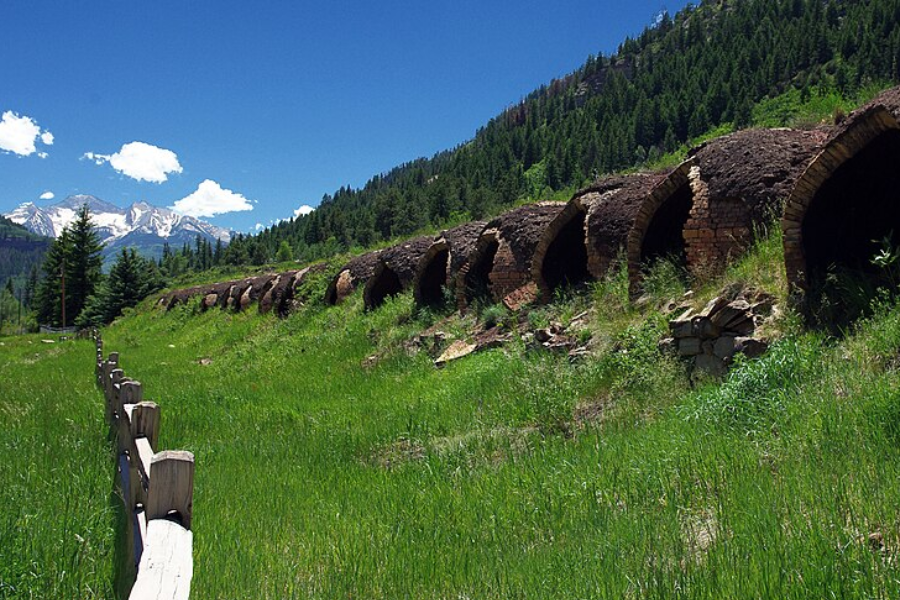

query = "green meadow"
(5, 233), (900, 598)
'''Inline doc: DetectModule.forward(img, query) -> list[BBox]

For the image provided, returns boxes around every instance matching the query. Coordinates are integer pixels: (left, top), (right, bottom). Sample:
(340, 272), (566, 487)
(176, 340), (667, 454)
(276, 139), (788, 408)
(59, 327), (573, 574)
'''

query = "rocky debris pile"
(431, 311), (592, 368)
(662, 289), (775, 376)
(522, 322), (586, 359)
(525, 310), (592, 360)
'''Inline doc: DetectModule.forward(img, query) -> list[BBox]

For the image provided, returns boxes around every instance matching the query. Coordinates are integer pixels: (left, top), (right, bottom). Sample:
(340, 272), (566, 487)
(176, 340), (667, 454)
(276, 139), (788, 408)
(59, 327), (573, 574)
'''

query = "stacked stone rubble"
(663, 290), (774, 376)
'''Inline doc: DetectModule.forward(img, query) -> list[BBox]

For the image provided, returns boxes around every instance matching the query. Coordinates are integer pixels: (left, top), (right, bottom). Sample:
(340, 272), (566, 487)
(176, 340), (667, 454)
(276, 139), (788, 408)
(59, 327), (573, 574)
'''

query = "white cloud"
(294, 204), (315, 218)
(170, 179), (254, 218)
(254, 223), (265, 231)
(0, 111), (54, 157)
(83, 141), (183, 183)
(39, 191), (54, 200)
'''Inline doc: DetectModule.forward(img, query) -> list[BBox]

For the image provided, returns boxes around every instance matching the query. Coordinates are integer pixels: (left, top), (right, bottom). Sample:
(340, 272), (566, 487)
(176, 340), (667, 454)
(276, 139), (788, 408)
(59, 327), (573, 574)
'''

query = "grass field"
(0, 336), (117, 599)
(5, 230), (900, 598)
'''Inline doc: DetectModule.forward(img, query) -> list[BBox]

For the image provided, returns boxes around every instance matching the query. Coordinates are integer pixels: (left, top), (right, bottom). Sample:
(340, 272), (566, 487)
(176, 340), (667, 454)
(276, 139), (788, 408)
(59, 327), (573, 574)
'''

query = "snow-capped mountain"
(5, 195), (232, 260)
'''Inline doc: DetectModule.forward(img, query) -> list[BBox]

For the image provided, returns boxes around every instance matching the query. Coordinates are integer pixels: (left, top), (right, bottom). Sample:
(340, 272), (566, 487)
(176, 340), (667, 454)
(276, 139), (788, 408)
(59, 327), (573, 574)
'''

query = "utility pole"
(61, 258), (66, 330)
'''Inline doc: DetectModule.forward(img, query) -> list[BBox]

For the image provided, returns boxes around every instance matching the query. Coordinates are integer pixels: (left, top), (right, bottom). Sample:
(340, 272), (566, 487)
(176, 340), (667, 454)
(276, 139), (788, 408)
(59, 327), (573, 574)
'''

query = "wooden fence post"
(131, 402), (161, 451)
(147, 451), (195, 530)
(108, 369), (125, 421)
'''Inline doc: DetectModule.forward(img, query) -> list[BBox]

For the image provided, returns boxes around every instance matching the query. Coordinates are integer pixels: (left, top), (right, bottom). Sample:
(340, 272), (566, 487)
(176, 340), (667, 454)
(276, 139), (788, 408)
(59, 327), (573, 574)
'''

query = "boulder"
(713, 335), (739, 360)
(678, 337), (701, 356)
(435, 340), (477, 367)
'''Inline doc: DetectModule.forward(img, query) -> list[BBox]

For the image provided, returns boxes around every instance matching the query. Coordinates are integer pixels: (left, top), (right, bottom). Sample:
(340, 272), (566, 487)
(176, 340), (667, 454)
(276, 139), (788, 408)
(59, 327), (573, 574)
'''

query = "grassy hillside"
(6, 230), (900, 598)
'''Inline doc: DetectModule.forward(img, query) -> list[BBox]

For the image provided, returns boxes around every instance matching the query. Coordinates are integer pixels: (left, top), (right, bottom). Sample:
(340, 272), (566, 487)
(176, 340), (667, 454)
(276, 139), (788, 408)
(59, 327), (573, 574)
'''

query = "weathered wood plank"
(129, 519), (193, 600)
(120, 453), (140, 569)
(135, 437), (154, 489)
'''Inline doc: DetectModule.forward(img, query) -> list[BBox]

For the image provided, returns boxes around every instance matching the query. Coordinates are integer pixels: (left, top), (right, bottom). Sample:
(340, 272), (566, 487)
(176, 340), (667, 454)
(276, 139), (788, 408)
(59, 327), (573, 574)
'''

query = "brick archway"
(531, 197), (590, 303)
(455, 227), (500, 310)
(363, 262), (403, 310)
(625, 161), (694, 295)
(782, 105), (900, 295)
(454, 203), (564, 311)
(361, 236), (434, 310)
(324, 250), (384, 306)
(413, 240), (450, 306)
(412, 221), (488, 308)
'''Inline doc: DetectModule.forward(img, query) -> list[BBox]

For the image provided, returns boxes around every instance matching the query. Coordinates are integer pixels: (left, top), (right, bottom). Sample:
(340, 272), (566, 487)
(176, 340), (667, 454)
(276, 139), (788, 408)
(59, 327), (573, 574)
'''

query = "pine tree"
(250, 242), (268, 265)
(77, 248), (165, 326)
(23, 265), (38, 309)
(35, 205), (104, 327)
(66, 205), (104, 320)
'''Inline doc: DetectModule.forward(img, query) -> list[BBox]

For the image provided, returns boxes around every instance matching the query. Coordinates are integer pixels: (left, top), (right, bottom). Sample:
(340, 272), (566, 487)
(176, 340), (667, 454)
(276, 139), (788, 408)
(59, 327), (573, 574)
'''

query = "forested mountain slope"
(0, 215), (48, 291)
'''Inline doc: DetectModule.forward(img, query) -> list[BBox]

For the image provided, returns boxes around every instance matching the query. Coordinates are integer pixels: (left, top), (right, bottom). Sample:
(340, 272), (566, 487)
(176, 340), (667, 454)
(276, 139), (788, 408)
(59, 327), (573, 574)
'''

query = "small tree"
(275, 240), (294, 263)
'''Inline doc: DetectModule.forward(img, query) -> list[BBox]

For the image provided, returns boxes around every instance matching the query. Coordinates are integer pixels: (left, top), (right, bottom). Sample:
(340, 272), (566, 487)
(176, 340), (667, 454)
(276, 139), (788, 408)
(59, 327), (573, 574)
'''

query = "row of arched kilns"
(324, 85), (900, 311)
(158, 264), (328, 316)
(161, 85), (900, 315)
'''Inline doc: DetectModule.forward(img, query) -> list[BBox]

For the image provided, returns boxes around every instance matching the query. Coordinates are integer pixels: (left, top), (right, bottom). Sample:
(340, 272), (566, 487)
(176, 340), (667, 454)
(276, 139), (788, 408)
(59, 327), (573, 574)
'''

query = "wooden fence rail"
(94, 332), (194, 600)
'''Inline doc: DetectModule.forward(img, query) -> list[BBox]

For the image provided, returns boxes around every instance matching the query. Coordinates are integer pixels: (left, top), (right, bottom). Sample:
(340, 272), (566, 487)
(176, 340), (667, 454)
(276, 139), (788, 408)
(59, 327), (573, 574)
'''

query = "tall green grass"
(0, 337), (116, 599)
(6, 230), (900, 598)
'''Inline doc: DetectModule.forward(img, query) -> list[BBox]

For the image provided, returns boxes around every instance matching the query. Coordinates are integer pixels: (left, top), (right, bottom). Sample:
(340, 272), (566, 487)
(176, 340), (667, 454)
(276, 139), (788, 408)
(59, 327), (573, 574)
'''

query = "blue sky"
(0, 1), (688, 233)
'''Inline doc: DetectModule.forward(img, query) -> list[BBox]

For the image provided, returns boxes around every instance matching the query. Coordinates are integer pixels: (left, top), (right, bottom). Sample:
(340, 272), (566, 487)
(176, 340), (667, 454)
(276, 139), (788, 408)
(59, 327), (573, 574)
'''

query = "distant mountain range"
(5, 195), (232, 261)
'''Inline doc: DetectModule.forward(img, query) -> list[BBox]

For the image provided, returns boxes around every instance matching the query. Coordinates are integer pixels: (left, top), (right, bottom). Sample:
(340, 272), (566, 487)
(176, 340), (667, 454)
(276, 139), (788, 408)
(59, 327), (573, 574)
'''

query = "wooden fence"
(94, 332), (194, 600)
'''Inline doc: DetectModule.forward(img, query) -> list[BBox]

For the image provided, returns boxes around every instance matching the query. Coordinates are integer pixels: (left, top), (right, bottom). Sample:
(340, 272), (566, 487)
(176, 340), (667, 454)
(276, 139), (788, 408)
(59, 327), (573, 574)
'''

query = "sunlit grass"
(0, 336), (116, 599)
(5, 229), (900, 598)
